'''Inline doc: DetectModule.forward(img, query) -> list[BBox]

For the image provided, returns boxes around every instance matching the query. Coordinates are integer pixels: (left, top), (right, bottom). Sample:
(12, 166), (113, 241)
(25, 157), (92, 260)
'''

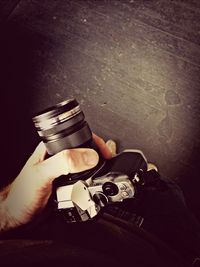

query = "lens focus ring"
(32, 98), (93, 154)
(34, 104), (81, 131)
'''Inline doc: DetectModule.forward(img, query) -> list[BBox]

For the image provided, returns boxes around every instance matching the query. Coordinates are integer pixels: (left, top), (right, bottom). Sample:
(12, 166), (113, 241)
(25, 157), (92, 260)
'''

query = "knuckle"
(61, 150), (76, 171)
(61, 150), (70, 163)
(61, 149), (70, 158)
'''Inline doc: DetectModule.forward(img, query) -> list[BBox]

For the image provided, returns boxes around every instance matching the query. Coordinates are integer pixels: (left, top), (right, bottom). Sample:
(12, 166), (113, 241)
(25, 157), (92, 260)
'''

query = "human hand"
(2, 134), (113, 231)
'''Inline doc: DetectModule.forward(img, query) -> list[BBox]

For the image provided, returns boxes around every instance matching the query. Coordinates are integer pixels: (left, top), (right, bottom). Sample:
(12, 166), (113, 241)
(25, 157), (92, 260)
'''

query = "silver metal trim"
(35, 105), (81, 130)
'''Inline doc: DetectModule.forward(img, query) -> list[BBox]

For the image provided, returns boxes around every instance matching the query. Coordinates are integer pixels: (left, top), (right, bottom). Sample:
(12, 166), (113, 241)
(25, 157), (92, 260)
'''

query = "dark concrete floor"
(1, 0), (200, 219)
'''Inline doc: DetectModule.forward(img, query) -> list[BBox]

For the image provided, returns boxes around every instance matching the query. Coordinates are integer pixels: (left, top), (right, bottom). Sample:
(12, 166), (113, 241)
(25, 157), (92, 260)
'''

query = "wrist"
(0, 186), (20, 233)
(0, 199), (13, 233)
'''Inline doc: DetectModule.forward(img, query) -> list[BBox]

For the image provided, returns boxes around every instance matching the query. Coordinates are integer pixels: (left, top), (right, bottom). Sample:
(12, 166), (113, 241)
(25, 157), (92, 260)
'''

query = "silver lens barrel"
(33, 99), (81, 130)
(34, 104), (81, 131)
(32, 98), (93, 155)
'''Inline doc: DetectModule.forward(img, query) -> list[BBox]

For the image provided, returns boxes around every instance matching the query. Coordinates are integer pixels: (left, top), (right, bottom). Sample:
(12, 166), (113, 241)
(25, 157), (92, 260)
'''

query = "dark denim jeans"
(129, 175), (200, 264)
(1, 174), (200, 266)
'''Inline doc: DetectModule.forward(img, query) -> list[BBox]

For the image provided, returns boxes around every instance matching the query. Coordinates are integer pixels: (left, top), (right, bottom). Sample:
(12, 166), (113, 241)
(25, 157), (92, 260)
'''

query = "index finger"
(92, 133), (112, 160)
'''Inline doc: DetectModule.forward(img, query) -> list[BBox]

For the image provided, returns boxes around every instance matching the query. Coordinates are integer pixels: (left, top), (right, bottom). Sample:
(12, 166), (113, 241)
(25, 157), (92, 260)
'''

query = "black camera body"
(55, 150), (147, 223)
(33, 99), (148, 223)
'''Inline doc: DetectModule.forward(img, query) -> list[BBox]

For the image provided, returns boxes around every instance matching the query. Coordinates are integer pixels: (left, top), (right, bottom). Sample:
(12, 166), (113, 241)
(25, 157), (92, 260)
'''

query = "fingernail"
(83, 150), (98, 166)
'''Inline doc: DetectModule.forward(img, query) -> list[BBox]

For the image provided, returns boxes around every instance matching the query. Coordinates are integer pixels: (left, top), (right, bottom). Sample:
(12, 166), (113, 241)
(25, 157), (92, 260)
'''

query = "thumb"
(33, 148), (99, 182)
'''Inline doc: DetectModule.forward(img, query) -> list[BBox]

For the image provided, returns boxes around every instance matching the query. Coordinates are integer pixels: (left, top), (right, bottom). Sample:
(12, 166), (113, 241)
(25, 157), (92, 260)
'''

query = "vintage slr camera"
(33, 99), (148, 223)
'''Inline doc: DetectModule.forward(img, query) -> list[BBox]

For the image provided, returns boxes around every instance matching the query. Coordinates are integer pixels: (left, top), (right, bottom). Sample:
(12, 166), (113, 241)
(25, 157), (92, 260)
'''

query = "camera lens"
(32, 99), (93, 155)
